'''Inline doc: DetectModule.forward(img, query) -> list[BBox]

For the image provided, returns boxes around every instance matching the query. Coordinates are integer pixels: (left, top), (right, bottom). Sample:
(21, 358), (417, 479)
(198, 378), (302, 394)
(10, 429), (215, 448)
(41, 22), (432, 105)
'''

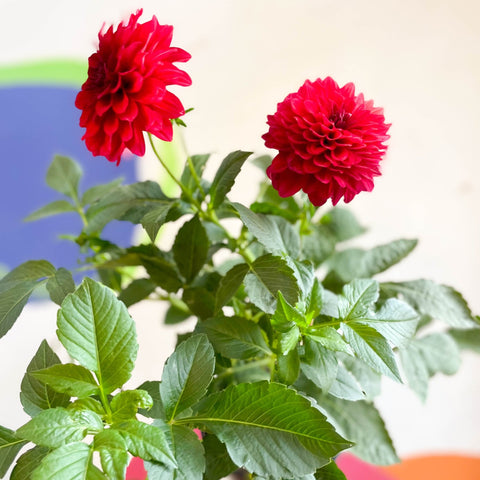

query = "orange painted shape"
(382, 455), (480, 480)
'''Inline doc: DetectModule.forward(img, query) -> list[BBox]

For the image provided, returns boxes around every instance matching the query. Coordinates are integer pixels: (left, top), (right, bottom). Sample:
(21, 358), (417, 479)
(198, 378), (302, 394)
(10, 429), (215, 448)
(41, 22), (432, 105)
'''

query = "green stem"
(98, 385), (113, 424)
(148, 133), (202, 210)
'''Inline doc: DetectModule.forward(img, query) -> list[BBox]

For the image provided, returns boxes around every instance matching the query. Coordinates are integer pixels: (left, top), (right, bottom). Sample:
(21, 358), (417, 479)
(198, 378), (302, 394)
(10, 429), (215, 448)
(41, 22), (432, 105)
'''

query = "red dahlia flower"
(262, 77), (390, 206)
(75, 9), (191, 164)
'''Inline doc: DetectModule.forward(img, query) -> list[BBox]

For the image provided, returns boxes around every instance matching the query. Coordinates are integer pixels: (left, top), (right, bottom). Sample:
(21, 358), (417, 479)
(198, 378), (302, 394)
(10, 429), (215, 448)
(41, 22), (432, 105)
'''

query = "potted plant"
(0, 9), (478, 480)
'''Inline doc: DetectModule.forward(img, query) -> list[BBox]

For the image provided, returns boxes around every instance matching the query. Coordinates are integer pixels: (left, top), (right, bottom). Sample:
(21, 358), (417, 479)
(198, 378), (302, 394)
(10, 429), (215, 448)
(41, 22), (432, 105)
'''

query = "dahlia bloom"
(263, 77), (390, 206)
(75, 9), (191, 164)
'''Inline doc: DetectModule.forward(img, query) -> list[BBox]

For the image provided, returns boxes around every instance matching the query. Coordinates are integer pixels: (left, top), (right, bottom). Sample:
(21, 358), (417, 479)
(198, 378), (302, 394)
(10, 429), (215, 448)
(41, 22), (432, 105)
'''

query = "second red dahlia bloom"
(75, 9), (191, 164)
(263, 77), (390, 206)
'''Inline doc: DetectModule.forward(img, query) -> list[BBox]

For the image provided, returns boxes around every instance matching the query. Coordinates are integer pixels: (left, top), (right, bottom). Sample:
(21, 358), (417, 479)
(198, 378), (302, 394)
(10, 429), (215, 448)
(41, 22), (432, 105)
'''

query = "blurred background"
(0, 0), (479, 466)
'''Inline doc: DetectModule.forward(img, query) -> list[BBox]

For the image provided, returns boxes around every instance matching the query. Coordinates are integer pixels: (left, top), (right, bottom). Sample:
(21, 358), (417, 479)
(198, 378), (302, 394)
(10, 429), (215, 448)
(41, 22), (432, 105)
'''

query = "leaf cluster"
(1, 152), (479, 478)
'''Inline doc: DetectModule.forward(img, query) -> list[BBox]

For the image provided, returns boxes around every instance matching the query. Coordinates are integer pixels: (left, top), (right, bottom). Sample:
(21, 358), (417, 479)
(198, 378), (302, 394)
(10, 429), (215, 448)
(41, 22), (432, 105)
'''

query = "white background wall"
(1, 0), (479, 459)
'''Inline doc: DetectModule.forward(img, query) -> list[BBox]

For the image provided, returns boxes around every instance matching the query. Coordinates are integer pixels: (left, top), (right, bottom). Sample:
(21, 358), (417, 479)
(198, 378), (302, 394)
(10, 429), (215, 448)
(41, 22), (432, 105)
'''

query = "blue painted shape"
(0, 86), (137, 271)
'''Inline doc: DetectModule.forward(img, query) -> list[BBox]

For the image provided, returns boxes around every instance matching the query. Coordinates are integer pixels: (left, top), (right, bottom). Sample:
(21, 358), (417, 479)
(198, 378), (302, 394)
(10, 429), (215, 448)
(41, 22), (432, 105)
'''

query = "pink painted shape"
(336, 454), (397, 480)
(125, 457), (147, 480)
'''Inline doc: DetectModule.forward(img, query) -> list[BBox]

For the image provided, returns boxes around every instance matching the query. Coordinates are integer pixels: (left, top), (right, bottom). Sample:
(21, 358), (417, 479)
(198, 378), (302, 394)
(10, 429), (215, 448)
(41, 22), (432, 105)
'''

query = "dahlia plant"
(1, 9), (479, 480)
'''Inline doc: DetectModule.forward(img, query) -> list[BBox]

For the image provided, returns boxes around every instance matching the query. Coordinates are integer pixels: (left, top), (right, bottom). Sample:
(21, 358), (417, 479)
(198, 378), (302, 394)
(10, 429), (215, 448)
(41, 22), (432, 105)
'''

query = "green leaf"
(0, 260), (56, 338)
(142, 255), (183, 293)
(85, 181), (170, 234)
(400, 332), (461, 401)
(81, 177), (123, 206)
(68, 398), (105, 416)
(320, 208), (366, 242)
(16, 407), (98, 447)
(197, 316), (271, 359)
(277, 324), (301, 355)
(342, 322), (401, 382)
(136, 381), (165, 420)
(94, 429), (128, 480)
(118, 278), (156, 307)
(113, 420), (175, 467)
(244, 254), (299, 314)
(111, 390), (153, 422)
(317, 395), (399, 465)
(145, 424), (205, 480)
(20, 340), (70, 417)
(188, 381), (352, 478)
(0, 426), (28, 478)
(160, 334), (215, 421)
(272, 291), (306, 329)
(315, 461), (347, 480)
(203, 434), (237, 480)
(338, 279), (379, 321)
(301, 226), (336, 267)
(31, 363), (99, 398)
(180, 154), (210, 193)
(233, 203), (300, 256)
(46, 155), (82, 200)
(165, 304), (191, 325)
(327, 363), (365, 401)
(215, 263), (249, 313)
(46, 268), (75, 306)
(173, 215), (209, 283)
(360, 299), (419, 348)
(24, 200), (76, 222)
(57, 278), (137, 394)
(449, 328), (480, 352)
(341, 356), (381, 401)
(31, 442), (104, 480)
(277, 348), (300, 385)
(381, 280), (478, 328)
(301, 338), (338, 391)
(141, 203), (177, 242)
(327, 239), (418, 284)
(183, 287), (215, 319)
(10, 446), (50, 480)
(209, 151), (252, 207)
(306, 327), (350, 354)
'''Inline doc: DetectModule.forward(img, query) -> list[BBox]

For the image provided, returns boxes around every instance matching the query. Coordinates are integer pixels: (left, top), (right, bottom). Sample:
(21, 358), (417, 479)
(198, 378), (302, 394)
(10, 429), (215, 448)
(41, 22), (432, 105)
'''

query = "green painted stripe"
(0, 59), (86, 87)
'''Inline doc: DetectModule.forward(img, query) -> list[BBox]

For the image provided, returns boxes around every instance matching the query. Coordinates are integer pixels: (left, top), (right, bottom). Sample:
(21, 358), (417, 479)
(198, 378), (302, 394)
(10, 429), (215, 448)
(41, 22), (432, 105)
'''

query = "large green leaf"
(46, 268), (76, 306)
(0, 260), (56, 338)
(320, 208), (366, 242)
(338, 279), (379, 321)
(358, 299), (419, 348)
(24, 200), (76, 222)
(185, 381), (352, 478)
(93, 429), (129, 480)
(244, 254), (299, 314)
(342, 322), (401, 382)
(327, 239), (417, 284)
(209, 151), (252, 208)
(172, 215), (208, 283)
(316, 395), (399, 465)
(31, 364), (99, 398)
(141, 203), (177, 242)
(0, 426), (28, 478)
(46, 155), (82, 200)
(57, 278), (137, 394)
(233, 203), (300, 256)
(113, 420), (175, 467)
(20, 340), (70, 417)
(198, 316), (271, 359)
(30, 442), (105, 480)
(85, 181), (170, 234)
(400, 332), (461, 401)
(81, 177), (123, 206)
(16, 407), (102, 447)
(214, 263), (249, 313)
(328, 364), (366, 401)
(301, 339), (338, 391)
(160, 334), (215, 421)
(10, 446), (49, 480)
(381, 279), (477, 328)
(145, 424), (205, 480)
(202, 434), (237, 480)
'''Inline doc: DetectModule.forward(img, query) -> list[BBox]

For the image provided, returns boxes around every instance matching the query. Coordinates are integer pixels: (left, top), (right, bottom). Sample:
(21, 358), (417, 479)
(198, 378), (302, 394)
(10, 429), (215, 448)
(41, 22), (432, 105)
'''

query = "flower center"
(329, 110), (351, 129)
